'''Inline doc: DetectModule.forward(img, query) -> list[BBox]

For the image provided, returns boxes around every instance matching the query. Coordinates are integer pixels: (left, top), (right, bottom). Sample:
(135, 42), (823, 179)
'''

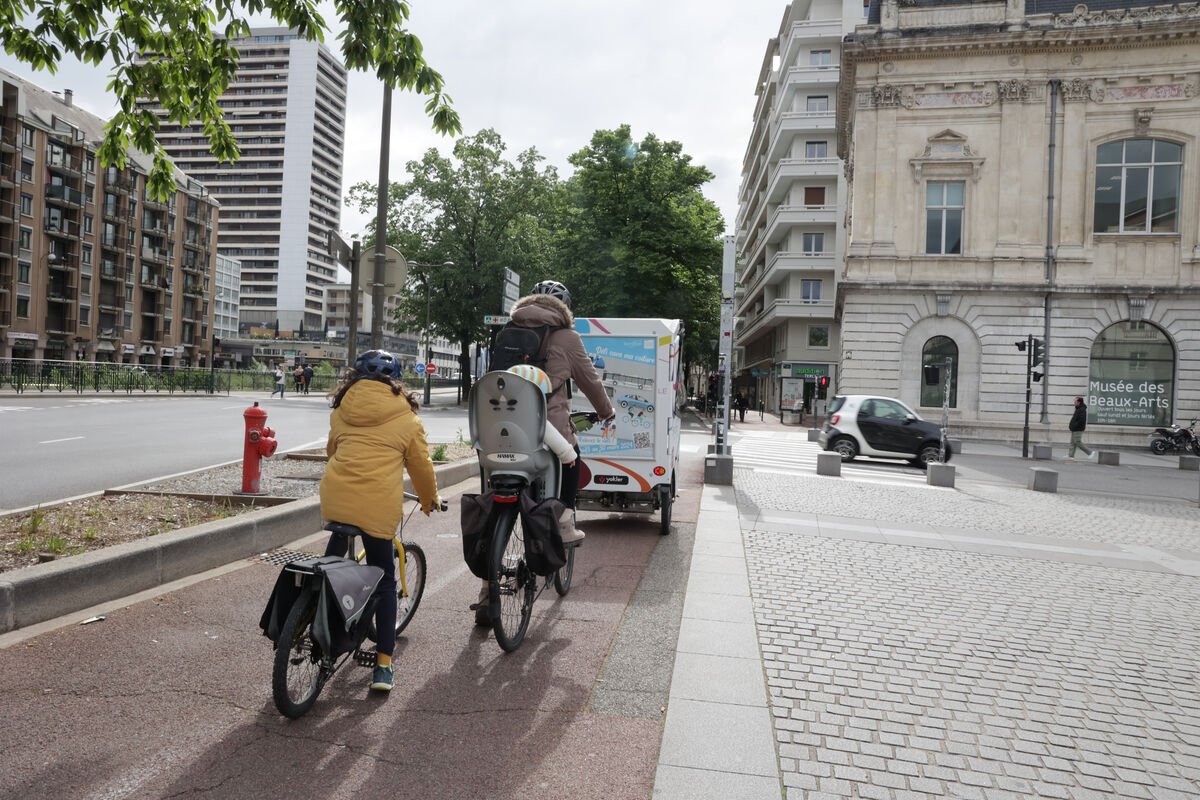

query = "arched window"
(920, 335), (958, 408)
(1094, 139), (1182, 233)
(1088, 322), (1174, 426)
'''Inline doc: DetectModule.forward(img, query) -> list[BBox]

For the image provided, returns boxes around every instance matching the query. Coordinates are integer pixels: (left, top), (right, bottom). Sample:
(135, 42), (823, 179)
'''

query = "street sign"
(358, 245), (408, 292)
(426, 363), (437, 375)
(504, 268), (519, 285)
(484, 314), (510, 325)
(415, 363), (426, 374)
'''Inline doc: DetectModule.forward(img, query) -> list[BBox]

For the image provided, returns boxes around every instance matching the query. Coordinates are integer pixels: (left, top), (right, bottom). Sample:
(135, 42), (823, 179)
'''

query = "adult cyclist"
(475, 280), (615, 624)
(319, 349), (440, 691)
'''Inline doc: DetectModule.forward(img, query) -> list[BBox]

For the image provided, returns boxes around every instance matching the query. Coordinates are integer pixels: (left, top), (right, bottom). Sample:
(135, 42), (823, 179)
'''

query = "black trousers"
(560, 444), (582, 509)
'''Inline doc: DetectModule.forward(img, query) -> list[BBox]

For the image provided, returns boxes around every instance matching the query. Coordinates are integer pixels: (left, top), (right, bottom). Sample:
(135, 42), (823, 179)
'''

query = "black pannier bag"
(260, 556), (384, 660)
(489, 322), (564, 374)
(460, 493), (496, 579)
(518, 491), (567, 576)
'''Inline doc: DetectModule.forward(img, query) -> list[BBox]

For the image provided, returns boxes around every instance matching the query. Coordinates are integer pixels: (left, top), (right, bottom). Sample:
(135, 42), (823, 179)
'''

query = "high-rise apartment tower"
(140, 28), (347, 333)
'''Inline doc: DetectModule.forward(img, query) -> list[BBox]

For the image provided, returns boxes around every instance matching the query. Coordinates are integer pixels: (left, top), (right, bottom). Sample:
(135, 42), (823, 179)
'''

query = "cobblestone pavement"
(726, 424), (1200, 800)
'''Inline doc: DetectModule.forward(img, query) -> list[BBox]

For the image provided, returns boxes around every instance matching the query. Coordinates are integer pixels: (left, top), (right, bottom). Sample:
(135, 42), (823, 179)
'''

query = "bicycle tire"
(553, 543), (574, 596)
(488, 503), (534, 652)
(394, 542), (426, 635)
(272, 593), (324, 719)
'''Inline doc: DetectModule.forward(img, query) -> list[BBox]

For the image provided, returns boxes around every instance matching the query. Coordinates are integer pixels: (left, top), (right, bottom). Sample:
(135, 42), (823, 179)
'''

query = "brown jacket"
(510, 294), (615, 445)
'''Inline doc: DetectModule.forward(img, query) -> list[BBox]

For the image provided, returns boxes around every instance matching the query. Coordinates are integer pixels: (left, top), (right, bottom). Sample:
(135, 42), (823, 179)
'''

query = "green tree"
(347, 128), (559, 398)
(549, 125), (723, 372)
(2, 0), (460, 198)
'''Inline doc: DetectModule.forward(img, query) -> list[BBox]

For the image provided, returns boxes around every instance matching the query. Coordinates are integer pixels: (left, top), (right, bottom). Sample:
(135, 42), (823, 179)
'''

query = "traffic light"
(817, 375), (830, 399)
(1015, 337), (1045, 381)
(1030, 337), (1044, 368)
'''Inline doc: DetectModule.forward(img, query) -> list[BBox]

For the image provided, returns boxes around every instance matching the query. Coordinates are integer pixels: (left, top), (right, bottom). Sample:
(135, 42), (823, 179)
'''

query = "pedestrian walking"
(293, 364), (304, 393)
(270, 365), (286, 398)
(1065, 396), (1095, 461)
(302, 363), (314, 395)
(735, 391), (748, 423)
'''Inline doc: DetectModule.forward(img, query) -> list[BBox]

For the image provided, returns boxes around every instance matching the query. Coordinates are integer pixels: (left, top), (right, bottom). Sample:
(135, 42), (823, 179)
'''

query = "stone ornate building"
(836, 0), (1200, 443)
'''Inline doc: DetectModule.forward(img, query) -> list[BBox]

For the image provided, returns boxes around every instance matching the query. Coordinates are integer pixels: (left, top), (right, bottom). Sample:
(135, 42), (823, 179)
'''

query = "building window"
(806, 95), (829, 113)
(18, 228), (31, 250)
(1094, 139), (1181, 234)
(809, 50), (832, 66)
(84, 214), (94, 234)
(802, 232), (824, 254)
(21, 125), (34, 146)
(82, 245), (92, 264)
(80, 306), (90, 325)
(17, 262), (30, 283)
(804, 187), (826, 207)
(920, 335), (958, 408)
(808, 325), (830, 348)
(801, 279), (822, 303)
(16, 296), (29, 318)
(925, 181), (963, 255)
(20, 194), (32, 215)
(1088, 321), (1174, 426)
(805, 141), (828, 160)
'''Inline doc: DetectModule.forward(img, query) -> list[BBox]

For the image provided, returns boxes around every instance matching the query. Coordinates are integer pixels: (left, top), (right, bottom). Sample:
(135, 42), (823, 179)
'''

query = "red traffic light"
(818, 376), (830, 387)
(1014, 340), (1027, 351)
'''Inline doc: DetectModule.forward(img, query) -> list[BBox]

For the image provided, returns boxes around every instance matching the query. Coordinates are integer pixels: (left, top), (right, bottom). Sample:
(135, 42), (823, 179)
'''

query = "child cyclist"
(319, 349), (440, 692)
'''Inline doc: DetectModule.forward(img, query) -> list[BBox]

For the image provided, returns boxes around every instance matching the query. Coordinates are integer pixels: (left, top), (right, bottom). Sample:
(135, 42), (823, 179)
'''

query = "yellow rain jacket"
(319, 380), (439, 540)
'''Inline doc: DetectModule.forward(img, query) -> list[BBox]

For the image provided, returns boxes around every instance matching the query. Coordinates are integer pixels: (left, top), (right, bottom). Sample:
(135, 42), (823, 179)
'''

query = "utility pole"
(370, 84), (392, 349)
(704, 235), (736, 485)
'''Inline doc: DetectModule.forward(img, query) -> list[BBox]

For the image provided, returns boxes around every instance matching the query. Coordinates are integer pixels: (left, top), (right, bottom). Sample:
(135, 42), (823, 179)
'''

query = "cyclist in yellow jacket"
(319, 349), (440, 692)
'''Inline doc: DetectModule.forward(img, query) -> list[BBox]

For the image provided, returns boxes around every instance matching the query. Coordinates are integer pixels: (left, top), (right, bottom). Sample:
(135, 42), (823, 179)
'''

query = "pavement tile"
(670, 651), (769, 706)
(652, 764), (781, 800)
(657, 698), (778, 777)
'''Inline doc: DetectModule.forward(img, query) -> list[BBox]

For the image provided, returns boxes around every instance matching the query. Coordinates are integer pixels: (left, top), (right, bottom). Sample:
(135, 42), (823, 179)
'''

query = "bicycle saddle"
(323, 521), (366, 538)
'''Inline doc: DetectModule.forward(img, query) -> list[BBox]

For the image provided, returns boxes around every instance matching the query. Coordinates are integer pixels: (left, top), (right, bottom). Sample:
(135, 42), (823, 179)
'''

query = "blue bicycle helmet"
(354, 349), (399, 379)
(531, 280), (571, 309)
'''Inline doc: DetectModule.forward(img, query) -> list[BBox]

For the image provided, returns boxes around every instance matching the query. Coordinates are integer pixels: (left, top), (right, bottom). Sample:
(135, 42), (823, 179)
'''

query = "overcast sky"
(1, 1), (787, 239)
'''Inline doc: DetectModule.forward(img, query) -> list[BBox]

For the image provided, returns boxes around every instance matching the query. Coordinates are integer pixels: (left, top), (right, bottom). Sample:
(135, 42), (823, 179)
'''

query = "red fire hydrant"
(242, 402), (278, 493)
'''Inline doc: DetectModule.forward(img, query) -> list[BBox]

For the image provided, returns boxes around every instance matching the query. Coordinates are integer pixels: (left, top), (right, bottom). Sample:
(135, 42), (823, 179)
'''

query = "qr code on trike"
(633, 433), (650, 449)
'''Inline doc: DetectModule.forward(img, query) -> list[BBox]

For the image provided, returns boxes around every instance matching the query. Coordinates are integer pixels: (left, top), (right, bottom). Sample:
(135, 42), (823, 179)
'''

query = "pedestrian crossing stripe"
(728, 431), (932, 487)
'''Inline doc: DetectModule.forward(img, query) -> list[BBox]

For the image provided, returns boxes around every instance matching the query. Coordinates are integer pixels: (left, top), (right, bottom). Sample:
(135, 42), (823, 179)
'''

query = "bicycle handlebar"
(403, 490), (448, 512)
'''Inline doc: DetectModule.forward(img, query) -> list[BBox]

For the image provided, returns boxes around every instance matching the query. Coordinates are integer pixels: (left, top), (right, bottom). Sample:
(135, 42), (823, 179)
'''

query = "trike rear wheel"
(272, 594), (324, 719)
(553, 544), (575, 596)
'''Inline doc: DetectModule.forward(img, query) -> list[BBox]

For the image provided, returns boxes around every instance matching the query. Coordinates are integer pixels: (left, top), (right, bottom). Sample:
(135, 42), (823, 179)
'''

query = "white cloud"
(1, 1), (784, 238)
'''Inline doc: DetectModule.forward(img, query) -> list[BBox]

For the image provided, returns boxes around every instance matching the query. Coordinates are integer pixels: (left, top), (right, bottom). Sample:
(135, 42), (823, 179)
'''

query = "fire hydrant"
(242, 402), (278, 493)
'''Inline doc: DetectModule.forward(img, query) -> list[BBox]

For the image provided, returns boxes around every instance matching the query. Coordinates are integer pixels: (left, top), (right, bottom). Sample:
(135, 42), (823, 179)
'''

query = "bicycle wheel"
(489, 503), (534, 652)
(272, 593), (325, 719)
(394, 542), (426, 635)
(553, 543), (574, 596)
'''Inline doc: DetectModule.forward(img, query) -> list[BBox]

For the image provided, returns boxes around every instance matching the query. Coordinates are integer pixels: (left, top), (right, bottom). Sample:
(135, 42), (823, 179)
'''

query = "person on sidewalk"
(319, 349), (440, 692)
(735, 391), (748, 423)
(303, 363), (314, 395)
(474, 280), (615, 625)
(270, 365), (286, 398)
(1066, 396), (1096, 462)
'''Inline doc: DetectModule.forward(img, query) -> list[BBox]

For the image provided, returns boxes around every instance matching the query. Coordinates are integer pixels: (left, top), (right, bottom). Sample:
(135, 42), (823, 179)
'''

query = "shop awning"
(139, 345), (156, 355)
(94, 341), (116, 352)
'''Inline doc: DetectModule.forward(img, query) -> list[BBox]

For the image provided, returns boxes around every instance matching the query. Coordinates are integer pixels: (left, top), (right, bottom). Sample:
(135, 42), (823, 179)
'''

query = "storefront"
(1087, 321), (1175, 427)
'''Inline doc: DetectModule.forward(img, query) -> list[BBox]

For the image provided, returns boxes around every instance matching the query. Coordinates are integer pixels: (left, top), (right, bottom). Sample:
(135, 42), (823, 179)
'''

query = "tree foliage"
(346, 128), (559, 396)
(547, 125), (724, 368)
(1, 0), (460, 198)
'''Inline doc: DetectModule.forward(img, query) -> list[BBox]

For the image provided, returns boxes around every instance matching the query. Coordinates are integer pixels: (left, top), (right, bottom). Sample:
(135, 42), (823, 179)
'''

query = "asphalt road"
(0, 388), (472, 513)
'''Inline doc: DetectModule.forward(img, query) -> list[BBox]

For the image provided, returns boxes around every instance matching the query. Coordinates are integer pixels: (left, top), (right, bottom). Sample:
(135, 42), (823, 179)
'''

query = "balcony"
(103, 169), (134, 193)
(140, 270), (165, 290)
(45, 315), (78, 334)
(782, 19), (842, 62)
(738, 298), (836, 341)
(44, 217), (81, 238)
(46, 284), (77, 302)
(139, 326), (161, 342)
(143, 193), (167, 211)
(142, 245), (169, 264)
(183, 282), (204, 297)
(45, 183), (87, 206)
(0, 309), (10, 326)
(99, 261), (125, 281)
(47, 250), (75, 270)
(768, 111), (836, 162)
(0, 165), (14, 187)
(181, 261), (204, 275)
(767, 158), (839, 204)
(46, 152), (83, 177)
(98, 294), (124, 311)
(765, 204), (837, 243)
(102, 201), (123, 220)
(142, 217), (168, 235)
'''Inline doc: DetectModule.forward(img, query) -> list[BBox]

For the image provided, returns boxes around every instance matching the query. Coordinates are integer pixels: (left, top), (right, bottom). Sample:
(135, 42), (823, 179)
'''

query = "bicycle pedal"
(353, 649), (378, 668)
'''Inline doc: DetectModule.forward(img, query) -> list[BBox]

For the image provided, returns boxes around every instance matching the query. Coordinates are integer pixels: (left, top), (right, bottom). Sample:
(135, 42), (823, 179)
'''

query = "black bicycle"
(268, 493), (443, 719)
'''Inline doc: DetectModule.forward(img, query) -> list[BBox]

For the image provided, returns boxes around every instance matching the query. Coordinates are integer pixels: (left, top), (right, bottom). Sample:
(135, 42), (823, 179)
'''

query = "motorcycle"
(1148, 419), (1197, 455)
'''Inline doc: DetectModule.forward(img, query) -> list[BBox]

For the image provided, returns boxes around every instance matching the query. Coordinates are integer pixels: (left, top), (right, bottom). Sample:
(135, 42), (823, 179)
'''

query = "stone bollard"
(816, 451), (842, 477)
(927, 463), (955, 488)
(1029, 468), (1058, 493)
(1031, 444), (1053, 460)
(1097, 450), (1119, 466)
(807, 428), (822, 442)
(704, 453), (733, 485)
(1180, 455), (1200, 472)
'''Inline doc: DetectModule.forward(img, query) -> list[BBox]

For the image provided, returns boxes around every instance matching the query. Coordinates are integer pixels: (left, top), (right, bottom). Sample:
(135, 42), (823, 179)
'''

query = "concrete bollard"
(1031, 444), (1053, 460)
(1097, 450), (1120, 466)
(927, 463), (955, 488)
(704, 454), (734, 485)
(1180, 455), (1200, 472)
(1029, 468), (1058, 493)
(807, 428), (822, 442)
(816, 451), (842, 477)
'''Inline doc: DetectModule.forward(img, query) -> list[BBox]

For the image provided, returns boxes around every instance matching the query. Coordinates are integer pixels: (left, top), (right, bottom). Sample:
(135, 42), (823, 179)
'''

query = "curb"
(0, 459), (479, 634)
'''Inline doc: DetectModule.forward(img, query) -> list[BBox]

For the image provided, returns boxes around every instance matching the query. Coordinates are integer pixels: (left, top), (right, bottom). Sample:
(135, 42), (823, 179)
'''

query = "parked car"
(818, 395), (949, 468)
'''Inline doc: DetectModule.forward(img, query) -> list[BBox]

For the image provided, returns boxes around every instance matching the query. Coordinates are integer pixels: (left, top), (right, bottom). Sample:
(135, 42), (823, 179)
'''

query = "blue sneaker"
(370, 665), (393, 692)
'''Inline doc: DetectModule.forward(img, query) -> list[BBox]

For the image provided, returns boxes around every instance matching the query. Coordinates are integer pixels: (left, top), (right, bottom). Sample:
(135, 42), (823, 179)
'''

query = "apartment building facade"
(213, 253), (242, 345)
(0, 70), (220, 366)
(322, 283), (457, 375)
(140, 28), (347, 334)
(734, 0), (865, 418)
(836, 0), (1199, 443)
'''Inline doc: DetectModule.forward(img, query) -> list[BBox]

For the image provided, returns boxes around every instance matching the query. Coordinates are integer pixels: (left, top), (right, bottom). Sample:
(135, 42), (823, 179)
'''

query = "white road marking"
(39, 436), (85, 444)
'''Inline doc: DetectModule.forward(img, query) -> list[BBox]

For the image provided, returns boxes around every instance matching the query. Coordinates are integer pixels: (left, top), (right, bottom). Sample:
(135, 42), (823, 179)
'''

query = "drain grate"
(255, 548), (318, 566)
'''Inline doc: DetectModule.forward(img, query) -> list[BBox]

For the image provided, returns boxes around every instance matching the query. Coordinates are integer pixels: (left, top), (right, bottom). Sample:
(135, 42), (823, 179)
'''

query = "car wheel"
(915, 443), (943, 468)
(832, 437), (858, 462)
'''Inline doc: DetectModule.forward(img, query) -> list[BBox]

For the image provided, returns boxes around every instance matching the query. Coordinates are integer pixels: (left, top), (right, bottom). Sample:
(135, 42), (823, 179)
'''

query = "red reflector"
(494, 495), (518, 504)
(830, 414), (840, 425)
(653, 466), (666, 476)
